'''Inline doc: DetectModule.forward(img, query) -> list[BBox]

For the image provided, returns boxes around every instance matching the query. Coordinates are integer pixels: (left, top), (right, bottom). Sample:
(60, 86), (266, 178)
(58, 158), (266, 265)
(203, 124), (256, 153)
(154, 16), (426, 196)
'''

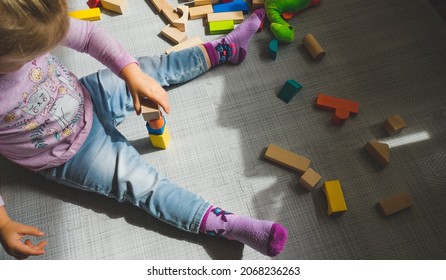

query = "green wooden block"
(209, 20), (234, 35)
(277, 80), (303, 103)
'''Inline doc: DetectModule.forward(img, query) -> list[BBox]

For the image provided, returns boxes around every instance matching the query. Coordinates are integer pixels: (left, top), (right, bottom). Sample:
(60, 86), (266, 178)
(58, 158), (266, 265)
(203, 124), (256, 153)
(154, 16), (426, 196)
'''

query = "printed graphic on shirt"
(2, 56), (84, 149)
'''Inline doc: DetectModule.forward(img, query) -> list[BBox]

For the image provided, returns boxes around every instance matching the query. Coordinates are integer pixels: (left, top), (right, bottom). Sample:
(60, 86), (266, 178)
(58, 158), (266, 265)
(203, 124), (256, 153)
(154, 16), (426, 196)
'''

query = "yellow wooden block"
(323, 180), (347, 216)
(69, 8), (101, 21)
(149, 126), (170, 149)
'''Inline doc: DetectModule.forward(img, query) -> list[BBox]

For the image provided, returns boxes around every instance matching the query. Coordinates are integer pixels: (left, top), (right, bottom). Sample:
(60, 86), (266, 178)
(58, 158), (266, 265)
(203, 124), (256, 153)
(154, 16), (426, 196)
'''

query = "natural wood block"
(172, 5), (189, 32)
(69, 8), (101, 21)
(166, 36), (203, 54)
(252, 0), (265, 10)
(383, 115), (406, 135)
(302, 34), (326, 60)
(299, 168), (322, 191)
(323, 180), (347, 216)
(364, 140), (390, 168)
(101, 0), (128, 14)
(194, 0), (220, 6)
(161, 25), (187, 44)
(141, 99), (161, 121)
(189, 5), (213, 20)
(162, 4), (180, 25)
(377, 192), (413, 216)
(207, 11), (244, 23)
(151, 0), (168, 12)
(264, 144), (310, 173)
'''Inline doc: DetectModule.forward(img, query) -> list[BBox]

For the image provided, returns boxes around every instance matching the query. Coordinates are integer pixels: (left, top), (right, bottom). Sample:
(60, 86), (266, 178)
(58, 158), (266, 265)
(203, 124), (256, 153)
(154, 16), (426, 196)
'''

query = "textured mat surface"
(1, 0), (446, 259)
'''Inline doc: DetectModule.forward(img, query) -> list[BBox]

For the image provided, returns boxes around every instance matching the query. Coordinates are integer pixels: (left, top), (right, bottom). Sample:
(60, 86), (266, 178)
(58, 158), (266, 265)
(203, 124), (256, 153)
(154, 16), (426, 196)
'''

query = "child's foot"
(199, 206), (288, 257)
(203, 9), (266, 67)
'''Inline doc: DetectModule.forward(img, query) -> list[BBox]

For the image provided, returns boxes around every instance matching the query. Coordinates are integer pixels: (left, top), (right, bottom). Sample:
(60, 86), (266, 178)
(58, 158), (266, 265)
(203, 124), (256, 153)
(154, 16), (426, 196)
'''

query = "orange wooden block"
(316, 93), (360, 115)
(264, 144), (310, 173)
(377, 192), (413, 216)
(383, 115), (406, 135)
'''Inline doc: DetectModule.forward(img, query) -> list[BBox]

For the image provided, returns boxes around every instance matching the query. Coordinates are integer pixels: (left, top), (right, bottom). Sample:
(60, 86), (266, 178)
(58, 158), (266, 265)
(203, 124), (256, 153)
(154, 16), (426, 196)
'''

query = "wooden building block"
(189, 5), (214, 20)
(149, 126), (171, 149)
(194, 0), (220, 6)
(161, 25), (187, 44)
(268, 38), (278, 60)
(151, 0), (168, 12)
(209, 20), (234, 34)
(101, 0), (128, 14)
(377, 192), (413, 216)
(162, 4), (180, 24)
(299, 168), (322, 191)
(383, 114), (406, 136)
(364, 140), (390, 168)
(213, 1), (250, 14)
(172, 5), (189, 32)
(264, 144), (310, 173)
(252, 0), (265, 10)
(302, 34), (326, 61)
(87, 0), (102, 8)
(316, 93), (359, 124)
(69, 8), (101, 21)
(323, 180), (347, 216)
(207, 11), (244, 23)
(146, 115), (166, 135)
(141, 99), (161, 121)
(277, 80), (303, 103)
(166, 36), (204, 54)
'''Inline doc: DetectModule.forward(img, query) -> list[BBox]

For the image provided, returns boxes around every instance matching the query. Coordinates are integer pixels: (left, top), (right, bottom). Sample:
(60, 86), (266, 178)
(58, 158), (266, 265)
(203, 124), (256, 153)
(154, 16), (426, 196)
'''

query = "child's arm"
(62, 18), (170, 115)
(0, 205), (47, 259)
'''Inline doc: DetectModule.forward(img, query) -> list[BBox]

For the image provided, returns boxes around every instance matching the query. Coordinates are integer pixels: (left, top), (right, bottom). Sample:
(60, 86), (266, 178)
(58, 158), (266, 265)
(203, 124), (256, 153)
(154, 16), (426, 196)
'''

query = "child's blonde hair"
(0, 0), (69, 59)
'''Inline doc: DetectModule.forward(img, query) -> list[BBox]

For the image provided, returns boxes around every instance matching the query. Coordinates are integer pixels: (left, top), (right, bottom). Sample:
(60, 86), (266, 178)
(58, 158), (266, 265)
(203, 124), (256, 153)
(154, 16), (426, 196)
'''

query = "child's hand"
(120, 63), (171, 115)
(0, 220), (47, 260)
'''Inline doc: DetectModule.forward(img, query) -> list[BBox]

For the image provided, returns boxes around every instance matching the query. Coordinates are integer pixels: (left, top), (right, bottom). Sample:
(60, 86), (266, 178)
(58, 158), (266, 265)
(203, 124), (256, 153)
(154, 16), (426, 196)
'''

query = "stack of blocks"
(141, 100), (170, 149)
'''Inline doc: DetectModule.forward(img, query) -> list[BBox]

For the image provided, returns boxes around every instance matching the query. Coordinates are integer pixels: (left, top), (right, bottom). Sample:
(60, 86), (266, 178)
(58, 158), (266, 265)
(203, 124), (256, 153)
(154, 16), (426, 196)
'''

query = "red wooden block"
(316, 93), (360, 115)
(87, 0), (102, 8)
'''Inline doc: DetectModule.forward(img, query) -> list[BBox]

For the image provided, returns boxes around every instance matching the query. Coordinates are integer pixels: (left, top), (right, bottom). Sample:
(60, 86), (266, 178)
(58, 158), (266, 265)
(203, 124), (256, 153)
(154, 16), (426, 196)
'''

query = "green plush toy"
(265, 0), (320, 43)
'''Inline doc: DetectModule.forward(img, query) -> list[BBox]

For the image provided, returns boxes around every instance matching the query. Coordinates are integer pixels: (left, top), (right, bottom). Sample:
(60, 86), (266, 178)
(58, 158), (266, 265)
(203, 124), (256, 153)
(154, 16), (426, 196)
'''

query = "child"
(0, 0), (287, 259)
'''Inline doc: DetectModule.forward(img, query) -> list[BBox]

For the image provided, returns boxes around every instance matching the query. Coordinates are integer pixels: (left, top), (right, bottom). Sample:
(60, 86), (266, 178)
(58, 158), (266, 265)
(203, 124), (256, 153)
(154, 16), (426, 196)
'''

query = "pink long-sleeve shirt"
(0, 18), (137, 206)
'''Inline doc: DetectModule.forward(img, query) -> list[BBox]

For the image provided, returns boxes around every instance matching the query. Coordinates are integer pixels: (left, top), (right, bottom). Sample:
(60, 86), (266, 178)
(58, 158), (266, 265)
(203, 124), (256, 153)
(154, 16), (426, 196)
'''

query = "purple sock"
(203, 8), (266, 67)
(199, 206), (288, 257)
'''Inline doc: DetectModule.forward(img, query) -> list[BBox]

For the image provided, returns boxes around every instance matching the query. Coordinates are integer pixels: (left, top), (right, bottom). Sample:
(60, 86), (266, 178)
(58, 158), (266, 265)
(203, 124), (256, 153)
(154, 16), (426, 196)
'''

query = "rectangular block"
(189, 5), (213, 20)
(69, 8), (101, 21)
(194, 0), (220, 6)
(149, 126), (170, 149)
(264, 144), (310, 173)
(166, 36), (203, 54)
(316, 93), (360, 115)
(377, 192), (413, 216)
(209, 20), (234, 35)
(207, 11), (244, 23)
(101, 0), (128, 14)
(323, 180), (347, 216)
(141, 99), (161, 121)
(213, 1), (250, 14)
(151, 0), (169, 12)
(383, 115), (406, 135)
(161, 25), (187, 44)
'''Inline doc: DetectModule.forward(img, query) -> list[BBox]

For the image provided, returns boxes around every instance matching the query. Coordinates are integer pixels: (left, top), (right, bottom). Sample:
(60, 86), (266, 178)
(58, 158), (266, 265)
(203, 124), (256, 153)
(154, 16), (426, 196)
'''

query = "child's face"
(0, 55), (34, 74)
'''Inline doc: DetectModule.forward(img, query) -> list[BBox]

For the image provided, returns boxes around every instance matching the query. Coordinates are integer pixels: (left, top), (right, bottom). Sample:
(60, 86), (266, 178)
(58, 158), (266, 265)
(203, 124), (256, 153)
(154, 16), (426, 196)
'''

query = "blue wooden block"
(268, 38), (278, 60)
(213, 1), (249, 14)
(277, 80), (303, 103)
(146, 115), (166, 135)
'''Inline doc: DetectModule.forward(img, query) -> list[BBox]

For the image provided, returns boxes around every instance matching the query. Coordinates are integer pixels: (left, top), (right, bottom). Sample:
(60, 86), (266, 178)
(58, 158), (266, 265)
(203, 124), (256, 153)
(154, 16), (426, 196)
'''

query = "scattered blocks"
(207, 11), (244, 24)
(323, 180), (347, 216)
(316, 93), (360, 125)
(141, 99), (161, 121)
(213, 1), (250, 14)
(209, 20), (235, 35)
(101, 0), (128, 14)
(69, 8), (101, 21)
(268, 38), (278, 60)
(166, 36), (203, 54)
(302, 34), (326, 60)
(87, 0), (102, 8)
(189, 5), (214, 20)
(299, 168), (322, 191)
(383, 114), (406, 136)
(364, 140), (390, 168)
(377, 192), (413, 216)
(264, 144), (310, 173)
(277, 80), (303, 103)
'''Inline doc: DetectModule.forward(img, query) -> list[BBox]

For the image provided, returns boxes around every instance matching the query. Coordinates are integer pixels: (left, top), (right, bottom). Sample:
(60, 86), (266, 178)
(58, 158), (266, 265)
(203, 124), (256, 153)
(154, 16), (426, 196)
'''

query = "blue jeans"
(42, 47), (211, 233)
